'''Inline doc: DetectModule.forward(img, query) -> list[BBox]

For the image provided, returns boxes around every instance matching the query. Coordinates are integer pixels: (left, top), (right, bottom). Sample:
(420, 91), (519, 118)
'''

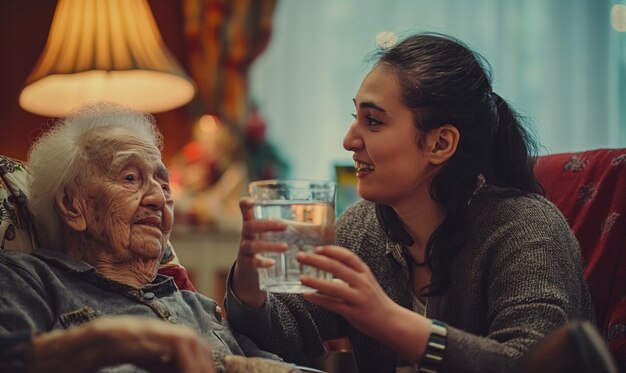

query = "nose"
(143, 178), (167, 210)
(343, 121), (363, 151)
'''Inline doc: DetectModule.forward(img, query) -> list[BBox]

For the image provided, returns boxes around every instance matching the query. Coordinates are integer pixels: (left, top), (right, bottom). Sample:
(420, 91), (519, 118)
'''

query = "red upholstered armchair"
(534, 148), (626, 368)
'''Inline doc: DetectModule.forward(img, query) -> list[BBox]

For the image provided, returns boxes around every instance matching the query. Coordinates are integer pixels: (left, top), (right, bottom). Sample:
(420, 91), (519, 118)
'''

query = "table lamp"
(19, 0), (196, 117)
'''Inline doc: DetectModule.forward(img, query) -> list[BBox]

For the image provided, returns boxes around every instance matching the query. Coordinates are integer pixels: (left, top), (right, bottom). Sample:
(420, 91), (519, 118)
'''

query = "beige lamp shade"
(19, 0), (196, 117)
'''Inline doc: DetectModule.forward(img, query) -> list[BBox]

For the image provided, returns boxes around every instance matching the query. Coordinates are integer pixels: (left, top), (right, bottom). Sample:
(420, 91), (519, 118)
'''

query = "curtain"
(250, 0), (625, 180)
(169, 0), (278, 231)
(183, 0), (276, 126)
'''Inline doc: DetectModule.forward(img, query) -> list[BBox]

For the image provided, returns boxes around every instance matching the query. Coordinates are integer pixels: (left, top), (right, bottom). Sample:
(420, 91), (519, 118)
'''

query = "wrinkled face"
(343, 64), (434, 206)
(78, 129), (174, 262)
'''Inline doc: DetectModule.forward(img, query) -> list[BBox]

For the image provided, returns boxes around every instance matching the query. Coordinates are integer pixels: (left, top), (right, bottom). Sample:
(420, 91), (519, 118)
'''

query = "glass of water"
(249, 180), (336, 293)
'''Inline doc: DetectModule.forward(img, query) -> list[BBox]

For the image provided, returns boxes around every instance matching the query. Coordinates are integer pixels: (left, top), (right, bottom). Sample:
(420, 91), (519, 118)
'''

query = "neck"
(90, 258), (158, 288)
(62, 230), (159, 288)
(390, 185), (446, 261)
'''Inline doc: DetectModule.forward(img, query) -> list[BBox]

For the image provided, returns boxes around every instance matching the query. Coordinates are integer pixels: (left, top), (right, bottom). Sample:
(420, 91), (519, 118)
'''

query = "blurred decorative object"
(169, 114), (248, 232)
(168, 105), (288, 231)
(612, 4), (626, 32)
(519, 321), (618, 373)
(334, 165), (360, 216)
(183, 0), (277, 126)
(166, 0), (278, 232)
(375, 31), (398, 49)
(244, 105), (289, 181)
(19, 0), (196, 117)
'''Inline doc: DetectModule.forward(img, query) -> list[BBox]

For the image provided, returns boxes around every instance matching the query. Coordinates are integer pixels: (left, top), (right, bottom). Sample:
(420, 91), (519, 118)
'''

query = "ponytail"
(484, 93), (543, 195)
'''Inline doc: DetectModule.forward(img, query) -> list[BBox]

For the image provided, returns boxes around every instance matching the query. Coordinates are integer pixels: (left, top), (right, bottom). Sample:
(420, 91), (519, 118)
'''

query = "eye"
(161, 183), (171, 193)
(365, 114), (382, 127)
(122, 168), (142, 185)
(352, 113), (382, 126)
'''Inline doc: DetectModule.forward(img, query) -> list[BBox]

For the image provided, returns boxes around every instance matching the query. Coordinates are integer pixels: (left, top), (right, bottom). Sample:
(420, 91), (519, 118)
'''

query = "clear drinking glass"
(249, 179), (336, 293)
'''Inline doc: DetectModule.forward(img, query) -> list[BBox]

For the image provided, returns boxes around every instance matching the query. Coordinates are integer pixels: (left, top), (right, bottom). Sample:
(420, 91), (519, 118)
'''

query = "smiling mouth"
(135, 218), (162, 231)
(354, 161), (375, 172)
(138, 222), (160, 228)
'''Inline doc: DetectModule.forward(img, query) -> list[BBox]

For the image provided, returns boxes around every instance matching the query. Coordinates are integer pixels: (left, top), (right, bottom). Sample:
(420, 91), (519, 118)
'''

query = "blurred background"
(1, 0), (625, 297)
(253, 0), (626, 180)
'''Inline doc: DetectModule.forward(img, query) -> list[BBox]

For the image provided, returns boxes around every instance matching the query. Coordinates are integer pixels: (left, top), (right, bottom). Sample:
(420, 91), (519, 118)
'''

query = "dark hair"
(373, 32), (543, 295)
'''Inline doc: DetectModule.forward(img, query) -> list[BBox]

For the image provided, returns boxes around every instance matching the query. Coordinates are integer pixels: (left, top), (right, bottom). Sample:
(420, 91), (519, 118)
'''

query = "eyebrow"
(111, 153), (170, 180)
(353, 98), (386, 113)
(156, 164), (170, 181)
(110, 153), (140, 171)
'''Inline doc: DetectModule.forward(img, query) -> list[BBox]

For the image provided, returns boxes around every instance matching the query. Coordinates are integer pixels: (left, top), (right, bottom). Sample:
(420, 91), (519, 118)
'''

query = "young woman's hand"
(232, 197), (288, 307)
(297, 245), (430, 362)
(296, 245), (397, 337)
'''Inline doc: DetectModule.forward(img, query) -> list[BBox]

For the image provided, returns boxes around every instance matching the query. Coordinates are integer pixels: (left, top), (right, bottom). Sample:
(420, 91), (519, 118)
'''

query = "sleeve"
(224, 201), (381, 367)
(440, 196), (593, 372)
(224, 265), (341, 366)
(0, 255), (55, 335)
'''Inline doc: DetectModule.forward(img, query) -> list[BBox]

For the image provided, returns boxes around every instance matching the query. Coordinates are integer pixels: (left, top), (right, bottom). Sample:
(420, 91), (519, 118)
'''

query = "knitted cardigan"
(225, 186), (594, 373)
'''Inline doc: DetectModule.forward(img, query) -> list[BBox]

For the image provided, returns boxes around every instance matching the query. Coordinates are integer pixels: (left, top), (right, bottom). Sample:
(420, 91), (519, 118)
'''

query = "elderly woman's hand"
(232, 197), (288, 308)
(29, 316), (216, 373)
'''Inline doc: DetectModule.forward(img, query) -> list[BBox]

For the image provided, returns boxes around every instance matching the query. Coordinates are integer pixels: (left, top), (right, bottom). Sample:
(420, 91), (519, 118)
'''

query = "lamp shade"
(19, 0), (196, 117)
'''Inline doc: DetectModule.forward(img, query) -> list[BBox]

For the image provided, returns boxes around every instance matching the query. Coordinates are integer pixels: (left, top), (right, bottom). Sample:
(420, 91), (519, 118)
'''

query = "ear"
(55, 187), (87, 232)
(427, 124), (460, 166)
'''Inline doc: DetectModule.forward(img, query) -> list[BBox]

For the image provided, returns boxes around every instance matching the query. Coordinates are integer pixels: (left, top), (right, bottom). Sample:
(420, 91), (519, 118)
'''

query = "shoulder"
(336, 200), (377, 227)
(470, 185), (570, 232)
(335, 200), (386, 252)
(466, 185), (581, 265)
(0, 250), (53, 296)
(0, 250), (57, 279)
(336, 200), (380, 237)
(0, 249), (41, 266)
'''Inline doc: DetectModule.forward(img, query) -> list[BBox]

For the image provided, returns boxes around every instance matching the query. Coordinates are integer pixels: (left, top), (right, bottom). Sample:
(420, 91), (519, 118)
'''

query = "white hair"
(27, 102), (163, 250)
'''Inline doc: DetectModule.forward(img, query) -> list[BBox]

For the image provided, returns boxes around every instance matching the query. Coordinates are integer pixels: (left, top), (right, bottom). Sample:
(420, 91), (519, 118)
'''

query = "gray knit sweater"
(225, 186), (594, 372)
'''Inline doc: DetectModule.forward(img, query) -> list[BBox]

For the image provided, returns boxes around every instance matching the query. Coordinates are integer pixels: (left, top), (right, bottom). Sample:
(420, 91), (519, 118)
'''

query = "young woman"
(226, 32), (594, 373)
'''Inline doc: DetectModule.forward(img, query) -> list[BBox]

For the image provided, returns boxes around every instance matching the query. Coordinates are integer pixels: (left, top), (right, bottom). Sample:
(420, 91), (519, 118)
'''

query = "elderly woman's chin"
(129, 233), (169, 261)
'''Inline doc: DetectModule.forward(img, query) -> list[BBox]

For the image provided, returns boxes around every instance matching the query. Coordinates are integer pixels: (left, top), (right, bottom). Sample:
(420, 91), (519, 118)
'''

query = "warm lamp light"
(19, 0), (196, 117)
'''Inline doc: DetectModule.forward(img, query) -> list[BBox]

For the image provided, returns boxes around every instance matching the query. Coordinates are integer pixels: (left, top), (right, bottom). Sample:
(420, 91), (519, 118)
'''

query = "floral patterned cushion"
(0, 154), (196, 291)
(535, 148), (626, 367)
(0, 156), (36, 252)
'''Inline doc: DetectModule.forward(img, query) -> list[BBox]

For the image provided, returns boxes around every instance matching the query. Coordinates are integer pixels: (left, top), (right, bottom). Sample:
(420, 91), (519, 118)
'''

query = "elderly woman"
(0, 103), (287, 373)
